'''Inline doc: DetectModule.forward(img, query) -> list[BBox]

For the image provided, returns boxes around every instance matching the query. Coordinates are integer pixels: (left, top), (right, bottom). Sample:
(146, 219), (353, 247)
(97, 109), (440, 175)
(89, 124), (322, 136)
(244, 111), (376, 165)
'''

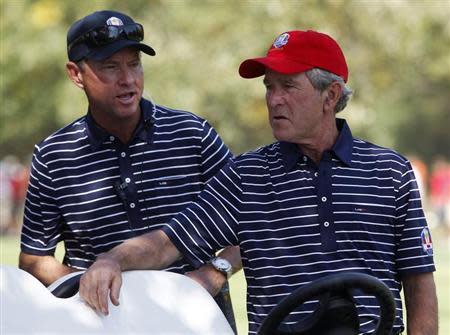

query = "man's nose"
(266, 88), (285, 107)
(117, 67), (134, 85)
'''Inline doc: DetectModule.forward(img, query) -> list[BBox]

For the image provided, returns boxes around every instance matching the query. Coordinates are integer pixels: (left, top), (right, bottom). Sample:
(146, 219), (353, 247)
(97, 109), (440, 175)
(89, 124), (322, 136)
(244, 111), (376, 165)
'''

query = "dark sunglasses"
(68, 23), (144, 53)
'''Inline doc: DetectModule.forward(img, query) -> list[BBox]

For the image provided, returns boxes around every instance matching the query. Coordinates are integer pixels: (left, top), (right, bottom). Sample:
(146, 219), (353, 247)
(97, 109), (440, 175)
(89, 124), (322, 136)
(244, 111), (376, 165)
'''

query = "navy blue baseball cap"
(67, 10), (155, 62)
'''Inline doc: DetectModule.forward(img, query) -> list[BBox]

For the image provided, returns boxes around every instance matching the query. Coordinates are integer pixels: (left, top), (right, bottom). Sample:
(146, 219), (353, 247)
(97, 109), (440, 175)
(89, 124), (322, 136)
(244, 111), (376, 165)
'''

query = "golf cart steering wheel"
(258, 272), (396, 335)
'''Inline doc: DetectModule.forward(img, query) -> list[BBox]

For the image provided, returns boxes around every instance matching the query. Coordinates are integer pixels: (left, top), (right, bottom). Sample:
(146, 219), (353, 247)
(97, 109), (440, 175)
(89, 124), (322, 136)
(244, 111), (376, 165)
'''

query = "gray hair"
(305, 68), (352, 113)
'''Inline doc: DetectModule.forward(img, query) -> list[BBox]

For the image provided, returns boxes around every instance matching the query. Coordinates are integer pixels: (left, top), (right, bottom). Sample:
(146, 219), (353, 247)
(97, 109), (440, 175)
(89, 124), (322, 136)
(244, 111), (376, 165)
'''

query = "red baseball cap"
(239, 30), (348, 82)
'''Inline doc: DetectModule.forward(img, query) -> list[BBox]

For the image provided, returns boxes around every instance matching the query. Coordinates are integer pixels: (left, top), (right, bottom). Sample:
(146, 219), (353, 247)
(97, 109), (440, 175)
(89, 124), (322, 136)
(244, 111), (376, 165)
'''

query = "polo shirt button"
(125, 177), (131, 183)
(314, 172), (318, 177)
(321, 196), (327, 202)
(303, 156), (308, 162)
(324, 221), (330, 227)
(130, 202), (135, 208)
(121, 152), (126, 158)
(109, 136), (115, 141)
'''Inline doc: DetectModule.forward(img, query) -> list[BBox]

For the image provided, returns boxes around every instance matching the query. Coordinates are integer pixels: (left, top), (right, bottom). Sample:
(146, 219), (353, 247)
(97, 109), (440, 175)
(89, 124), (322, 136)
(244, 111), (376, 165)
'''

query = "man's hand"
(79, 256), (122, 315)
(185, 264), (227, 297)
(78, 230), (182, 315)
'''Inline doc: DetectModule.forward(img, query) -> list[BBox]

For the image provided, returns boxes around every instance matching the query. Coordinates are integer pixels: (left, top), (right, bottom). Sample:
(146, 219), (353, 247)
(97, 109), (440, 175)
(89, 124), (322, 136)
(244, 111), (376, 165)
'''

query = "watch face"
(212, 257), (232, 273)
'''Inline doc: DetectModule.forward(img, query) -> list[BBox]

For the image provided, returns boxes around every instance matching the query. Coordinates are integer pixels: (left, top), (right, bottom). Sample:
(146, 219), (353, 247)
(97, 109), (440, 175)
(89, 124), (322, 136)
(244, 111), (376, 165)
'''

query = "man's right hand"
(79, 230), (183, 315)
(79, 256), (123, 315)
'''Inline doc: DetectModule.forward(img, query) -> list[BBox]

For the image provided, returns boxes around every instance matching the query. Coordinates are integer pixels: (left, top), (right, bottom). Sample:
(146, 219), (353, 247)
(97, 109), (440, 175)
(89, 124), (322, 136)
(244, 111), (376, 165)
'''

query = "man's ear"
(66, 61), (84, 89)
(323, 81), (342, 113)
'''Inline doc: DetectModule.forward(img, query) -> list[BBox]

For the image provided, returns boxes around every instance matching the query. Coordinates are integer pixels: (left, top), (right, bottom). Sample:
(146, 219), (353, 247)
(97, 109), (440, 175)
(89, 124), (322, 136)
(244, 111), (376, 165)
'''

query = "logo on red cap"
(273, 33), (290, 48)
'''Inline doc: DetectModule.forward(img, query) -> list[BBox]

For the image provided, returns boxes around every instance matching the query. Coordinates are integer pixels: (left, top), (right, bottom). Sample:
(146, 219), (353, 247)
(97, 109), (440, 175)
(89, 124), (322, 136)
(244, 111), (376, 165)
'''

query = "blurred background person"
(0, 156), (28, 235)
(429, 157), (450, 232)
(408, 154), (428, 205)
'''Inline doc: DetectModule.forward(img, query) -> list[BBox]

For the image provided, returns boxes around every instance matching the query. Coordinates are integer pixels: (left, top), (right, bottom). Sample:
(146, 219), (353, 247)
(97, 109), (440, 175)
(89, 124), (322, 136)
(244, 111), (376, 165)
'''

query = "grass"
(2, 228), (449, 335)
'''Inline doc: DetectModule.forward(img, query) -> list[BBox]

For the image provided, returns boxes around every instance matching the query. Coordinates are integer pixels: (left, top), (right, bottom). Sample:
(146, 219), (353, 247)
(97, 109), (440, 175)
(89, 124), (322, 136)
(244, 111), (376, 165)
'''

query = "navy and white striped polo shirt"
(21, 98), (232, 272)
(163, 118), (435, 334)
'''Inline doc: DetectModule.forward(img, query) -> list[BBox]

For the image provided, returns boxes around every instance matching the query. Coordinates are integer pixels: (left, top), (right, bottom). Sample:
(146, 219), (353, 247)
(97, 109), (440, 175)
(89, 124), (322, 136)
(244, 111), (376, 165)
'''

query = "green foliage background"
(1, 0), (449, 162)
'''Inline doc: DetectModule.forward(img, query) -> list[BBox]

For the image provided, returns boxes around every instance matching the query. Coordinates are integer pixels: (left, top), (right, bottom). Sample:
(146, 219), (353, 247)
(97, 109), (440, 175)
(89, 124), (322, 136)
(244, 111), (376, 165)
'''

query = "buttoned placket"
(314, 151), (337, 251)
(113, 137), (143, 231)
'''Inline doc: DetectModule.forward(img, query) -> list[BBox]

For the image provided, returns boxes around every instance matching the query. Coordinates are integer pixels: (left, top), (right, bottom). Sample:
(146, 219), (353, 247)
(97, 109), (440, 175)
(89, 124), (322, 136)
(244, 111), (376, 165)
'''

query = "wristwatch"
(210, 257), (233, 279)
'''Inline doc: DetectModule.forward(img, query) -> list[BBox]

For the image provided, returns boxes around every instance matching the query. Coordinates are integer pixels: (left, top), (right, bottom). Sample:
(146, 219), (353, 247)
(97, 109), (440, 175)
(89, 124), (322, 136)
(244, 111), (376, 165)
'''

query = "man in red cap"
(79, 30), (437, 334)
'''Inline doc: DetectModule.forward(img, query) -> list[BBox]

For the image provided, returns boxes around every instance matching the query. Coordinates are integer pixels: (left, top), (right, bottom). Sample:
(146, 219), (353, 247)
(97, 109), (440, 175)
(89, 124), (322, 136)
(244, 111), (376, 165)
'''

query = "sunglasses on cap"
(68, 23), (144, 53)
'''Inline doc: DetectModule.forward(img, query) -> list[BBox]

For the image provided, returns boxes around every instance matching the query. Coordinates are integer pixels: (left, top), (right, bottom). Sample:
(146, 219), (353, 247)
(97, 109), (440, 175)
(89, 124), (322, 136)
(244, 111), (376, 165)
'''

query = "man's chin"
(115, 101), (140, 116)
(273, 131), (292, 143)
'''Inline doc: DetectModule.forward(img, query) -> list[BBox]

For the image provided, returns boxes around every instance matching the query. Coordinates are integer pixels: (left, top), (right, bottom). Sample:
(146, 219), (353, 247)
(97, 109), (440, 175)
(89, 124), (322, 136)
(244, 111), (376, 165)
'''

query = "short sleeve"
(394, 160), (435, 274)
(20, 145), (63, 256)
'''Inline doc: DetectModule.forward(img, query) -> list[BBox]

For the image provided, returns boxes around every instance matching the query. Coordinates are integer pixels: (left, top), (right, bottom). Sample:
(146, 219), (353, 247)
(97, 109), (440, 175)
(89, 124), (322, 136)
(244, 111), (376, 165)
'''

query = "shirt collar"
(135, 98), (156, 143)
(280, 118), (354, 171)
(332, 118), (353, 167)
(85, 98), (155, 150)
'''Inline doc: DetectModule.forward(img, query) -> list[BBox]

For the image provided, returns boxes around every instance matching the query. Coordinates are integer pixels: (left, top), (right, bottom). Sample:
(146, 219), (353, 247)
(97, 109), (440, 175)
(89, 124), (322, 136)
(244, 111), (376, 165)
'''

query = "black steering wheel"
(258, 272), (396, 335)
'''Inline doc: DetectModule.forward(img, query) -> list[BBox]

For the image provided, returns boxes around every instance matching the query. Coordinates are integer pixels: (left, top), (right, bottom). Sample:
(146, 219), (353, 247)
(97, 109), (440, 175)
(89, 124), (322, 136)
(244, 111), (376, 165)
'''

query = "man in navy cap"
(19, 10), (240, 329)
(79, 29), (437, 334)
